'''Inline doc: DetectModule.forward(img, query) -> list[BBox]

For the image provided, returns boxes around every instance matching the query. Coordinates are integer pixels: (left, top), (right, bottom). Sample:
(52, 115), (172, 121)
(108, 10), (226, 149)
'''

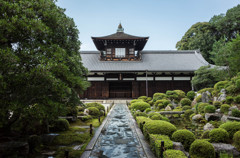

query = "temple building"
(80, 24), (210, 99)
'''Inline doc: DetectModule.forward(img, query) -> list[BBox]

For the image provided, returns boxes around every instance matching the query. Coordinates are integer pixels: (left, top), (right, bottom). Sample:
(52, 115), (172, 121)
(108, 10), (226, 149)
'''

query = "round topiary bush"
(226, 96), (234, 104)
(213, 101), (221, 109)
(130, 99), (143, 105)
(234, 95), (240, 103)
(153, 93), (167, 100)
(144, 108), (151, 113)
(233, 131), (240, 150)
(187, 91), (195, 100)
(198, 103), (210, 113)
(204, 105), (216, 113)
(143, 120), (177, 140)
(196, 95), (202, 103)
(219, 121), (240, 138)
(166, 90), (178, 100)
(189, 140), (215, 158)
(53, 119), (70, 132)
(220, 104), (230, 113)
(172, 129), (195, 150)
(87, 107), (99, 116)
(86, 102), (105, 111)
(163, 100), (171, 107)
(236, 79), (240, 89)
(136, 116), (152, 131)
(163, 149), (187, 158)
(130, 102), (151, 112)
(180, 98), (192, 106)
(214, 81), (228, 91)
(184, 109), (194, 120)
(174, 90), (186, 100)
(209, 128), (229, 143)
(151, 114), (162, 120)
(232, 109), (240, 118)
(182, 105), (192, 111)
(133, 111), (148, 118)
(138, 96), (148, 101)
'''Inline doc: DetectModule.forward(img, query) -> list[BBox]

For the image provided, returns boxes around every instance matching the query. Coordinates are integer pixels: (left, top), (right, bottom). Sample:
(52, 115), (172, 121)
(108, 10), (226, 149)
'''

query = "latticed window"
(115, 48), (125, 57)
(129, 48), (134, 55)
(106, 48), (112, 54)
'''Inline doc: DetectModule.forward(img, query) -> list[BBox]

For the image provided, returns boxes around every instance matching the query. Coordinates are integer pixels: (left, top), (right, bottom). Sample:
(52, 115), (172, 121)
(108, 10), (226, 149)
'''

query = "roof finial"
(117, 23), (124, 32)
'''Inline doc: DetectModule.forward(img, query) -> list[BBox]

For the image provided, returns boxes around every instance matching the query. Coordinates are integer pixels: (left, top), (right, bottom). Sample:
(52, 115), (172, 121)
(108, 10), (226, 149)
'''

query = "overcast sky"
(56, 0), (239, 51)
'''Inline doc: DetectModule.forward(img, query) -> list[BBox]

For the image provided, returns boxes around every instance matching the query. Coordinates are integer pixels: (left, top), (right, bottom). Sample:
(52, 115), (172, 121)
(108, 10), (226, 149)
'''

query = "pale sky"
(56, 0), (240, 51)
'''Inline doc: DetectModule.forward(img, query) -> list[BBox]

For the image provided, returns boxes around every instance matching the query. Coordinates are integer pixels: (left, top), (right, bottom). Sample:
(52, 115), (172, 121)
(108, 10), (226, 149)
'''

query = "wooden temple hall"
(80, 24), (210, 99)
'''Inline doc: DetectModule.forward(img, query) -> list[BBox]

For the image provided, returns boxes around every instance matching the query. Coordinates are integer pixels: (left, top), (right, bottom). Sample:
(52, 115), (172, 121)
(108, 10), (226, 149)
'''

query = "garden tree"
(191, 66), (227, 91)
(0, 0), (89, 134)
(176, 22), (217, 63)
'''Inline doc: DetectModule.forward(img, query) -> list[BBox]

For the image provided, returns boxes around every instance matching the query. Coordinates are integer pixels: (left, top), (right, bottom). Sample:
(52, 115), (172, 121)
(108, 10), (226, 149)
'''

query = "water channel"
(89, 103), (147, 158)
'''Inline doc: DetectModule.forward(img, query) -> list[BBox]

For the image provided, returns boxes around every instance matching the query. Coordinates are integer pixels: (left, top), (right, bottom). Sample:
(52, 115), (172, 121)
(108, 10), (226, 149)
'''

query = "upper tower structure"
(91, 24), (149, 61)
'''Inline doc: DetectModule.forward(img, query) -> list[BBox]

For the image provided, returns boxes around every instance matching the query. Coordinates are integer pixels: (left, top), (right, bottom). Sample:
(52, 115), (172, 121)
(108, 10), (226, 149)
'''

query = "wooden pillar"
(132, 81), (139, 98)
(102, 82), (109, 98)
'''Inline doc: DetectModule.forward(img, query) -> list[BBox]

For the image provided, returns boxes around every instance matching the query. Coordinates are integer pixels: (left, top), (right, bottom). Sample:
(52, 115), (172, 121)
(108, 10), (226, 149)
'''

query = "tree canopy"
(0, 0), (89, 134)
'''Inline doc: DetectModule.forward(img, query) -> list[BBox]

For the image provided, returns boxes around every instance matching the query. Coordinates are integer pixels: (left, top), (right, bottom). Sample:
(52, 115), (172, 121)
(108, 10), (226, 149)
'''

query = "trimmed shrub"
(66, 106), (78, 117)
(233, 131), (240, 150)
(85, 102), (105, 111)
(163, 100), (171, 107)
(87, 107), (99, 116)
(153, 93), (167, 101)
(189, 140), (215, 158)
(184, 109), (194, 120)
(144, 108), (151, 113)
(198, 103), (210, 113)
(182, 106), (192, 111)
(166, 91), (178, 100)
(198, 88), (214, 94)
(163, 149), (187, 158)
(187, 91), (196, 100)
(196, 95), (202, 103)
(149, 134), (173, 157)
(143, 120), (177, 140)
(130, 99), (143, 105)
(232, 109), (240, 118)
(214, 81), (228, 91)
(52, 119), (70, 132)
(204, 105), (216, 113)
(138, 96), (148, 101)
(172, 129), (195, 150)
(136, 116), (152, 131)
(201, 130), (210, 139)
(148, 100), (153, 106)
(234, 95), (240, 103)
(236, 79), (240, 89)
(174, 90), (186, 100)
(131, 102), (151, 112)
(220, 104), (230, 113)
(209, 128), (229, 143)
(226, 96), (234, 104)
(180, 98), (192, 106)
(219, 122), (240, 138)
(80, 115), (92, 121)
(213, 101), (221, 109)
(133, 111), (148, 118)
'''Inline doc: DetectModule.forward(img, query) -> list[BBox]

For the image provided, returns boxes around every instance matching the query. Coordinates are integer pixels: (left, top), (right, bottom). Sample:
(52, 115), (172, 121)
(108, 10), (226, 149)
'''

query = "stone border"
(80, 104), (116, 158)
(126, 104), (156, 158)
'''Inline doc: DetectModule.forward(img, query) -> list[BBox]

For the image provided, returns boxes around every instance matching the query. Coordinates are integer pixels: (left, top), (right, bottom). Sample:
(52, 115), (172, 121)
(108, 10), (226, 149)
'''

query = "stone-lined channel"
(89, 103), (147, 158)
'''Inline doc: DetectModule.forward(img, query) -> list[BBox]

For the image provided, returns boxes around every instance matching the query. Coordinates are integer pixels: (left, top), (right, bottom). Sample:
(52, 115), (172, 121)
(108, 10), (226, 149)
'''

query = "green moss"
(130, 99), (144, 105)
(133, 111), (148, 119)
(219, 121), (240, 138)
(163, 149), (187, 158)
(232, 109), (240, 118)
(180, 98), (192, 106)
(187, 91), (196, 100)
(144, 108), (152, 113)
(182, 106), (192, 111)
(213, 101), (222, 109)
(189, 139), (215, 158)
(136, 116), (152, 131)
(184, 110), (194, 120)
(214, 81), (228, 91)
(87, 107), (99, 116)
(198, 103), (210, 113)
(226, 96), (234, 104)
(174, 90), (186, 100)
(172, 129), (195, 151)
(130, 102), (151, 112)
(198, 88), (214, 94)
(201, 130), (210, 139)
(209, 128), (229, 143)
(143, 120), (177, 140)
(233, 131), (240, 150)
(196, 95), (202, 103)
(220, 104), (230, 113)
(149, 134), (173, 158)
(204, 105), (216, 113)
(153, 93), (167, 101)
(234, 95), (240, 103)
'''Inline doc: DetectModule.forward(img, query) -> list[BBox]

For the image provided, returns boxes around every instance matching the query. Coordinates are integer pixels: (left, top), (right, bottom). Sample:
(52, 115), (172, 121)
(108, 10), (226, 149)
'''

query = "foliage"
(184, 110), (194, 120)
(136, 116), (152, 131)
(163, 149), (187, 158)
(144, 108), (152, 113)
(180, 98), (192, 106)
(234, 95), (240, 103)
(196, 95), (202, 103)
(198, 88), (214, 94)
(149, 134), (173, 158)
(201, 130), (210, 139)
(232, 109), (240, 118)
(0, 0), (89, 134)
(153, 93), (167, 101)
(130, 102), (151, 112)
(80, 115), (92, 122)
(187, 91), (196, 100)
(189, 140), (215, 158)
(182, 106), (192, 111)
(85, 102), (105, 112)
(204, 105), (216, 113)
(219, 121), (240, 138)
(214, 81), (229, 91)
(130, 99), (143, 105)
(233, 131), (240, 150)
(174, 90), (186, 100)
(154, 99), (170, 109)
(143, 120), (177, 140)
(209, 128), (229, 143)
(166, 91), (178, 100)
(52, 119), (70, 132)
(133, 111), (148, 119)
(226, 96), (234, 104)
(192, 66), (226, 91)
(198, 103), (210, 113)
(172, 129), (195, 150)
(138, 96), (148, 101)
(213, 101), (222, 109)
(87, 107), (99, 116)
(220, 104), (230, 113)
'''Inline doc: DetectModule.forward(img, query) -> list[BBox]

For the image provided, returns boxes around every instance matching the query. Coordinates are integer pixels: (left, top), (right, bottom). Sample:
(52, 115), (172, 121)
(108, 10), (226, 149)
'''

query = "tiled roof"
(80, 50), (210, 72)
(92, 32), (148, 40)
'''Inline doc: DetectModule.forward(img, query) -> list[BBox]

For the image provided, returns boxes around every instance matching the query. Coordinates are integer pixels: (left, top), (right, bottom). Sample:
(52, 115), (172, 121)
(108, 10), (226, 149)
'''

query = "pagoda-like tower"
(91, 24), (149, 61)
